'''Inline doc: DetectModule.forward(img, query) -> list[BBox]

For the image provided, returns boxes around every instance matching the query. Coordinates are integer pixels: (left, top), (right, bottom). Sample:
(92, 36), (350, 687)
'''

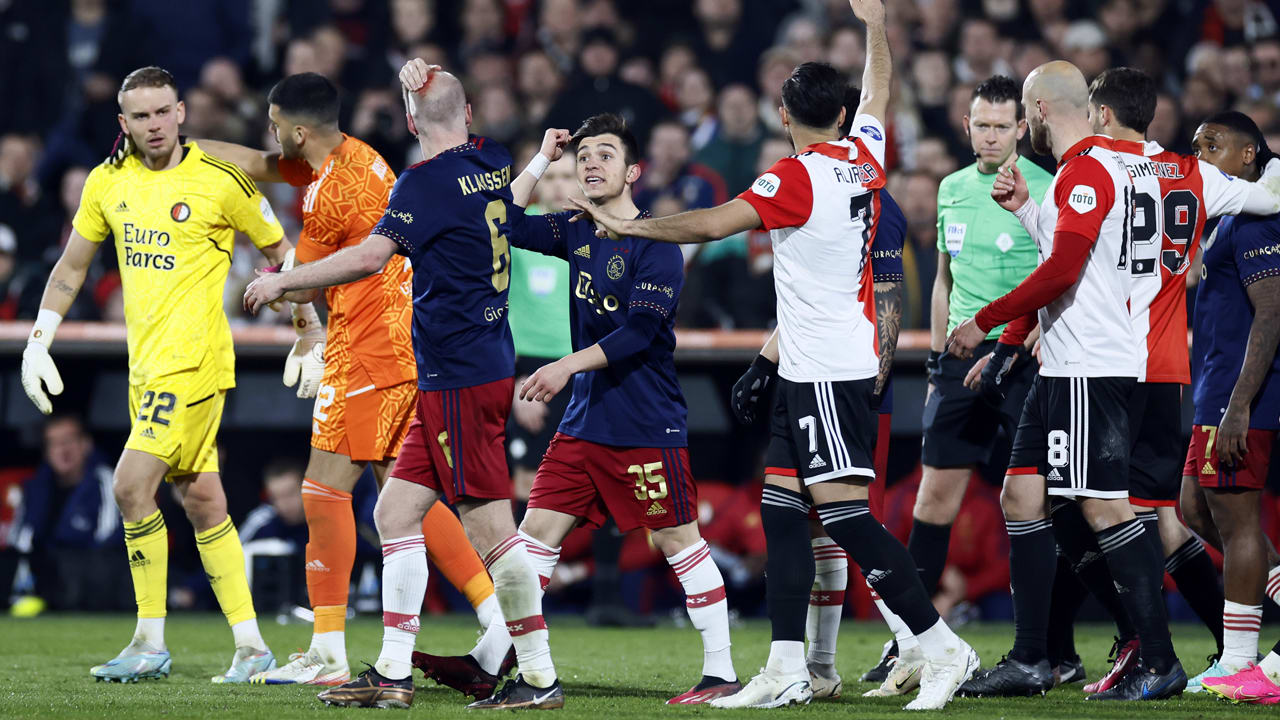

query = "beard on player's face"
(278, 131), (303, 160)
(1029, 117), (1051, 155)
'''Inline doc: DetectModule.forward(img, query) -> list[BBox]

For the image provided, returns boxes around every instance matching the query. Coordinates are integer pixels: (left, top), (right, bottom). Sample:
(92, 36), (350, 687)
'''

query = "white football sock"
(765, 640), (806, 676)
(871, 587), (919, 651)
(375, 535), (427, 680)
(230, 617), (267, 651)
(486, 534), (556, 688)
(133, 617), (166, 650)
(1222, 600), (1263, 670)
(806, 537), (847, 669)
(667, 539), (735, 681)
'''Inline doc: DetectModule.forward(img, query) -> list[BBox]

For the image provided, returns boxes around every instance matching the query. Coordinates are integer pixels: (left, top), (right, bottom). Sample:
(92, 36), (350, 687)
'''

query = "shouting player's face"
(575, 133), (639, 202)
(118, 86), (185, 167)
(965, 97), (1024, 171)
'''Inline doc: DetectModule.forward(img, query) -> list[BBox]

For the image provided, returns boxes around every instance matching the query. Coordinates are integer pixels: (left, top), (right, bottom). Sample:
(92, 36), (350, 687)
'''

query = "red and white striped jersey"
(1029, 136), (1138, 378)
(1111, 139), (1254, 383)
(737, 114), (888, 383)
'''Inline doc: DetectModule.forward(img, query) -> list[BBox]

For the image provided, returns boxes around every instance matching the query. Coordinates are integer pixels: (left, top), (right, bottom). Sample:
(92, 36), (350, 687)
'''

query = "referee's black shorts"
(921, 339), (1035, 469)
(506, 355), (571, 472)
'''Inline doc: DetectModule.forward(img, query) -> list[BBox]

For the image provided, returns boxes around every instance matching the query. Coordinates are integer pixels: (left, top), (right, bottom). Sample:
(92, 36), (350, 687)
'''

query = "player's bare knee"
(373, 490), (421, 540)
(1078, 497), (1134, 531)
(458, 498), (516, 551)
(652, 522), (701, 557)
(914, 468), (967, 524)
(517, 507), (573, 549)
(999, 479), (1043, 521)
(112, 474), (152, 518)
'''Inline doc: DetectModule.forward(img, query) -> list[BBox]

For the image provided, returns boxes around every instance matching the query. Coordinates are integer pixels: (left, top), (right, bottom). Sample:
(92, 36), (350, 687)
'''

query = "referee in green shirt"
(867, 77), (1053, 681)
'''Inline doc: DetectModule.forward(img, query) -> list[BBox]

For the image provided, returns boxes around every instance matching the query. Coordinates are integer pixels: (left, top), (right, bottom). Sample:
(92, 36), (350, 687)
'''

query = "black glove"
(925, 350), (942, 385)
(731, 355), (778, 424)
(978, 341), (1021, 407)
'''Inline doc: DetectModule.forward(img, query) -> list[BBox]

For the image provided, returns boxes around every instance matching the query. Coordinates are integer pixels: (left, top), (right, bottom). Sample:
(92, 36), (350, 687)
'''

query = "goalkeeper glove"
(730, 355), (778, 425)
(977, 341), (1020, 408)
(284, 300), (325, 398)
(21, 310), (64, 414)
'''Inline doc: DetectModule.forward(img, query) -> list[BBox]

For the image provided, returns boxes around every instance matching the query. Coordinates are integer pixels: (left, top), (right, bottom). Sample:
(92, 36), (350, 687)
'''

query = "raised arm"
(196, 139), (285, 183)
(511, 128), (570, 208)
(850, 0), (890, 124)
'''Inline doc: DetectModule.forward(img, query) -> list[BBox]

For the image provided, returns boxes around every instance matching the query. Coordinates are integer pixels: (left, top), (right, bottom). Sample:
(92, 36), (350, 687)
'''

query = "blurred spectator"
(5, 415), (129, 612)
(893, 170), (940, 329)
(632, 120), (727, 216)
(692, 0), (776, 88)
(954, 18), (1014, 84)
(1060, 21), (1111, 80)
(473, 85), (523, 144)
(675, 68), (718, 150)
(1253, 37), (1280, 106)
(458, 0), (509, 68)
(756, 47), (800, 134)
(240, 459), (309, 612)
(544, 28), (664, 144)
(0, 135), (59, 267)
(695, 84), (766, 195)
(517, 50), (564, 128)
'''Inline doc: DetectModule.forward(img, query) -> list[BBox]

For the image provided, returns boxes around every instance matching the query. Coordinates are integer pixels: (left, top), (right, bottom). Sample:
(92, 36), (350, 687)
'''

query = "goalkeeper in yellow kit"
(19, 66), (314, 683)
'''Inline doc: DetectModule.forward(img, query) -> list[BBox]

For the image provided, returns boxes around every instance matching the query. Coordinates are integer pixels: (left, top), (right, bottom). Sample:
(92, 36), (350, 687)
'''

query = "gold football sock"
(124, 509), (168, 619)
(196, 516), (257, 627)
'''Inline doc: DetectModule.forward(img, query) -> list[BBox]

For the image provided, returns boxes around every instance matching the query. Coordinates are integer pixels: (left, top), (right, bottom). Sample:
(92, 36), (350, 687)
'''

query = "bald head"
(1022, 60), (1091, 157)
(1024, 61), (1089, 110)
(406, 69), (468, 135)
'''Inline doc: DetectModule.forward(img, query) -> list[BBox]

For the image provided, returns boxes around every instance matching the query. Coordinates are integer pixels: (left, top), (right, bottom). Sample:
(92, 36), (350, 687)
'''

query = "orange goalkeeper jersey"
(282, 135), (415, 389)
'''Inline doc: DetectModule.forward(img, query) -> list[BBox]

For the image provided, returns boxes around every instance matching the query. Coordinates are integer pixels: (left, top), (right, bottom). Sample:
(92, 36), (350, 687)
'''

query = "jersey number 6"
(484, 199), (512, 293)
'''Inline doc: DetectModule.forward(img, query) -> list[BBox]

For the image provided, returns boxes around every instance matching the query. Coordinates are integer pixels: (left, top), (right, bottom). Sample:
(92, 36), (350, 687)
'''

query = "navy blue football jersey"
(371, 137), (516, 391)
(1191, 213), (1280, 429)
(510, 209), (687, 447)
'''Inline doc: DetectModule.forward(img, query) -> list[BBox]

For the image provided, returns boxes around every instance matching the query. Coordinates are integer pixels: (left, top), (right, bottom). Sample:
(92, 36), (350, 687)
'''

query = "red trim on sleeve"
(975, 230), (1094, 332)
(1129, 497), (1177, 508)
(736, 157), (813, 231)
(764, 466), (798, 478)
(1005, 466), (1041, 476)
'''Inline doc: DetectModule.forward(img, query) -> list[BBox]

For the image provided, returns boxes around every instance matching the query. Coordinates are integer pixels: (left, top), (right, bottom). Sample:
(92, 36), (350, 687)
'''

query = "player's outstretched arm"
(520, 344), (607, 403)
(873, 279), (902, 400)
(511, 128), (571, 208)
(850, 0), (889, 124)
(566, 196), (761, 244)
(244, 234), (397, 314)
(1218, 274), (1280, 465)
(195, 139), (285, 183)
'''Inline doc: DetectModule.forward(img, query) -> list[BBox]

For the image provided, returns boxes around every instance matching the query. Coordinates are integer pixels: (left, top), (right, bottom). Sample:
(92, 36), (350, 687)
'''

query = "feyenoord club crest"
(170, 202), (191, 222)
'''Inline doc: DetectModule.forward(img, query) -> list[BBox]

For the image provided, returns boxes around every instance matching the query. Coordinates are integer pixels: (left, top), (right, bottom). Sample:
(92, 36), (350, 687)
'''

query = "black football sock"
(1136, 512), (1167, 581)
(1047, 551), (1086, 666)
(907, 517), (952, 597)
(1006, 517), (1056, 664)
(1166, 537), (1225, 655)
(1050, 499), (1136, 640)
(761, 486), (814, 642)
(818, 500), (940, 634)
(1097, 518), (1176, 673)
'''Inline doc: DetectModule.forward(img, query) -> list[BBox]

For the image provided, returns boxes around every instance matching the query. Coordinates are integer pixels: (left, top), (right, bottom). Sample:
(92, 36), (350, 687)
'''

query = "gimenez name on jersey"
(120, 222), (177, 270)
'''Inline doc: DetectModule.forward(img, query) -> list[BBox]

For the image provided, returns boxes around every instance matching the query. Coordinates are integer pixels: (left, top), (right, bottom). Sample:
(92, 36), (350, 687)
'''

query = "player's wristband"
(290, 302), (323, 338)
(28, 309), (62, 349)
(521, 153), (551, 180)
(751, 354), (778, 377)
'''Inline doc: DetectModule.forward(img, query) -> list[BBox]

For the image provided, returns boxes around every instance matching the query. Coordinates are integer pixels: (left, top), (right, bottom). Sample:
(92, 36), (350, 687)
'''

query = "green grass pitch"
(0, 614), (1269, 718)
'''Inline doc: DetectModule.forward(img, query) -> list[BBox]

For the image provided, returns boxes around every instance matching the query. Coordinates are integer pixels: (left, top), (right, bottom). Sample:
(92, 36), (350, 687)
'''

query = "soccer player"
(19, 66), (287, 682)
(196, 72), (512, 689)
(857, 74), (1054, 688)
(569, 2), (980, 711)
(1180, 113), (1280, 702)
(1032, 69), (1280, 694)
(244, 63), (567, 710)
(730, 189), (907, 701)
(948, 60), (1184, 701)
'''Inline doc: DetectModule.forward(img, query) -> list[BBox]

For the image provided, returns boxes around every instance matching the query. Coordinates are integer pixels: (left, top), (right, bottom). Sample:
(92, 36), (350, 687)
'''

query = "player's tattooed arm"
(38, 231), (99, 316)
(1219, 274), (1280, 465)
(850, 0), (889, 123)
(873, 279), (902, 397)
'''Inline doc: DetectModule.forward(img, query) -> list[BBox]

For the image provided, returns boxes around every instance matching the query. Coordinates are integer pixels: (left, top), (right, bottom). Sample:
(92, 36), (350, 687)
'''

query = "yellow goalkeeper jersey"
(72, 141), (284, 388)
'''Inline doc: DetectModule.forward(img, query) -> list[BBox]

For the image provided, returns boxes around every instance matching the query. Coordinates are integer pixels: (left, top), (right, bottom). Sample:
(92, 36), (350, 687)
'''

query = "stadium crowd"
(1, 0), (1278, 328)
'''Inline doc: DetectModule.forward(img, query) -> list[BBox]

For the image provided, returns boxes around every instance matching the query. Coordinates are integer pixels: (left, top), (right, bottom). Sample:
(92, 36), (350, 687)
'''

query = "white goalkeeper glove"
(21, 310), (64, 414)
(284, 301), (325, 398)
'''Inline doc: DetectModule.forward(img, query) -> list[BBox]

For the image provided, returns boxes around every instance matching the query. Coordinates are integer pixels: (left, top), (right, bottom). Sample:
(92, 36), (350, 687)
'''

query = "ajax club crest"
(607, 254), (626, 280)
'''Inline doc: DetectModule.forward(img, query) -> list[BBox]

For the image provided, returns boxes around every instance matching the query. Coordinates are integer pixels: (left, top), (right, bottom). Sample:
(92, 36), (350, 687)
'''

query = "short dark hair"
(782, 62), (850, 130)
(267, 72), (340, 128)
(570, 113), (640, 166)
(263, 457), (305, 482)
(1203, 110), (1276, 168)
(1088, 67), (1157, 134)
(119, 66), (177, 98)
(971, 75), (1023, 120)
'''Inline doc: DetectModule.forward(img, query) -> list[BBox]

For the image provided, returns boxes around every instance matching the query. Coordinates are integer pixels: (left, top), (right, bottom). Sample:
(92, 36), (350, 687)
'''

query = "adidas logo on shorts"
(305, 559), (330, 573)
(865, 568), (890, 585)
(574, 245), (591, 259)
(647, 501), (666, 517)
(129, 550), (148, 568)
(809, 455), (827, 469)
(140, 427), (156, 440)
(1047, 468), (1063, 482)
(1202, 461), (1215, 475)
